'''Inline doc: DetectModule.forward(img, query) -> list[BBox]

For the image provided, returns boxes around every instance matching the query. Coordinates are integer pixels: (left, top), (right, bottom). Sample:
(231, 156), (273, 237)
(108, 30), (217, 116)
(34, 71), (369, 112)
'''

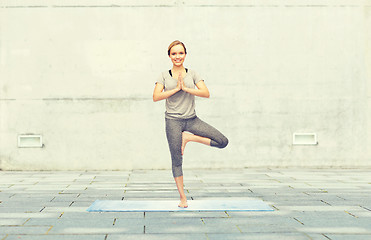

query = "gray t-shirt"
(156, 69), (204, 119)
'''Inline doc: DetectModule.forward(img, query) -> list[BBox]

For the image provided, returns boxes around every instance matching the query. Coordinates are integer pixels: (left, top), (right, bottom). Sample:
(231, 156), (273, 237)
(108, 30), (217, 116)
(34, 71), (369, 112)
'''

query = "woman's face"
(169, 44), (186, 67)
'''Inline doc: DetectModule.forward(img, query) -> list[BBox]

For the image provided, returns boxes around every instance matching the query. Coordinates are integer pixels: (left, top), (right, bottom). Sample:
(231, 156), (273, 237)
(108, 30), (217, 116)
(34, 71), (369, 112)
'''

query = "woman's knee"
(172, 164), (183, 178)
(219, 136), (229, 149)
(212, 136), (229, 149)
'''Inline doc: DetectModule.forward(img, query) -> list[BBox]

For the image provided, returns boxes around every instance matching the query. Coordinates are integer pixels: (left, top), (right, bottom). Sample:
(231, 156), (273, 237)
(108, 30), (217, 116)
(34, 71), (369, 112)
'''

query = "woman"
(153, 40), (228, 208)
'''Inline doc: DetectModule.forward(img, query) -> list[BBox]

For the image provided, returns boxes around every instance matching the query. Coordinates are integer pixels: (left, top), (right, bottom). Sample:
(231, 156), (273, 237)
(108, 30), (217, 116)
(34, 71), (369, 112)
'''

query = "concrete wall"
(1, 0), (370, 170)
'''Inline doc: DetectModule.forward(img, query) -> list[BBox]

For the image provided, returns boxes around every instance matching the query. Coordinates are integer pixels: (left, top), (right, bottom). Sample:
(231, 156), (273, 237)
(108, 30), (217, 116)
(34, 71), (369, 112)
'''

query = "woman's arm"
(182, 80), (210, 98)
(153, 82), (181, 102)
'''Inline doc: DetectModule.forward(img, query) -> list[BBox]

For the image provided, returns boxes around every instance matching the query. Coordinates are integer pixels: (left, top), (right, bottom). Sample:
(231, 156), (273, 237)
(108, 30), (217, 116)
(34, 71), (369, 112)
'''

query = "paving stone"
(0, 193), (16, 198)
(42, 206), (88, 213)
(59, 190), (86, 194)
(270, 200), (327, 207)
(143, 217), (202, 226)
(0, 218), (28, 226)
(225, 211), (283, 218)
(278, 205), (362, 212)
(49, 225), (144, 234)
(349, 210), (371, 217)
(51, 195), (80, 202)
(0, 206), (44, 213)
(26, 185), (70, 190)
(69, 201), (96, 207)
(124, 185), (175, 191)
(9, 194), (57, 200)
(207, 233), (312, 240)
(48, 218), (142, 234)
(24, 218), (61, 226)
(144, 218), (209, 234)
(305, 234), (330, 240)
(1, 168), (371, 238)
(61, 211), (144, 219)
(0, 212), (61, 219)
(113, 218), (144, 228)
(203, 216), (296, 226)
(76, 195), (124, 201)
(144, 224), (205, 234)
(0, 226), (52, 234)
(190, 192), (253, 198)
(237, 223), (297, 233)
(145, 219), (241, 234)
(0, 200), (72, 208)
(293, 215), (361, 229)
(325, 234), (371, 240)
(5, 235), (106, 240)
(107, 234), (207, 240)
(296, 227), (371, 234)
(122, 191), (179, 198)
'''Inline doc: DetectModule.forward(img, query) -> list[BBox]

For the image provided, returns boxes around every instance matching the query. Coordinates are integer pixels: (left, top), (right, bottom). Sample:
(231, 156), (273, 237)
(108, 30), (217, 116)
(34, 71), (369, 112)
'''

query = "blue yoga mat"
(86, 199), (274, 212)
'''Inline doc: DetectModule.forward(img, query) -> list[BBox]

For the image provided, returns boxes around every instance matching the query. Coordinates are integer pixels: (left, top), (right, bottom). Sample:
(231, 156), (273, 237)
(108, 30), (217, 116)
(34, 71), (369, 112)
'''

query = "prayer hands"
(176, 72), (186, 91)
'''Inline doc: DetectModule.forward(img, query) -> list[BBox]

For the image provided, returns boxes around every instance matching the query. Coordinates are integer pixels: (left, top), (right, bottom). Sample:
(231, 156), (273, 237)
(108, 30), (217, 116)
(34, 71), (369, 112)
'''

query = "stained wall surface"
(1, 0), (370, 170)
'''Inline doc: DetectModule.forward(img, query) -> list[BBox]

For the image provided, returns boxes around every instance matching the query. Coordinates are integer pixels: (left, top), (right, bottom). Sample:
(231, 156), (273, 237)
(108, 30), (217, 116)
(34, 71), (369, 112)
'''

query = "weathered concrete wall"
(0, 0), (370, 170)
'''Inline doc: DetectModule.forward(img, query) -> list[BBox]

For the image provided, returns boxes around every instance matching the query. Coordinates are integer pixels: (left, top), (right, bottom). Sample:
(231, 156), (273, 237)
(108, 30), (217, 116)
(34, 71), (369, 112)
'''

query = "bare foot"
(181, 132), (192, 155)
(178, 198), (188, 208)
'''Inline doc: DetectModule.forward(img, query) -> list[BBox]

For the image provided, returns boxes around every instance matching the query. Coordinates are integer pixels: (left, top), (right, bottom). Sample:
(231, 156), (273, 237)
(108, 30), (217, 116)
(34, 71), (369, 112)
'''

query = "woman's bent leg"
(185, 117), (229, 149)
(181, 132), (210, 155)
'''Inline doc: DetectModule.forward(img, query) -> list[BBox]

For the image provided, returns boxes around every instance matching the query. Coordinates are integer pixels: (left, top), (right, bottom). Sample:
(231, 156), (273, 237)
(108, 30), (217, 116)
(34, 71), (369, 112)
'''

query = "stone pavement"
(0, 168), (370, 240)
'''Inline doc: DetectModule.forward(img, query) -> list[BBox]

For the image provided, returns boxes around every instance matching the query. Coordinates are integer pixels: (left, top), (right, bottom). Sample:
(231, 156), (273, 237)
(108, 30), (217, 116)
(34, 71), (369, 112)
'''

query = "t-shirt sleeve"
(193, 70), (204, 85)
(155, 73), (165, 86)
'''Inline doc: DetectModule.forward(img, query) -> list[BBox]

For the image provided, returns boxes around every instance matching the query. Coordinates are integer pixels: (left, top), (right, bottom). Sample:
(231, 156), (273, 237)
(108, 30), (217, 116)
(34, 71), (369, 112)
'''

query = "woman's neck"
(172, 65), (185, 72)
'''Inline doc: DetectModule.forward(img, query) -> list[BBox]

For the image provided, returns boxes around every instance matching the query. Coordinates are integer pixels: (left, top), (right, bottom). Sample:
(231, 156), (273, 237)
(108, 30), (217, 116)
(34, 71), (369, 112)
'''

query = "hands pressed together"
(176, 72), (187, 91)
(153, 70), (209, 102)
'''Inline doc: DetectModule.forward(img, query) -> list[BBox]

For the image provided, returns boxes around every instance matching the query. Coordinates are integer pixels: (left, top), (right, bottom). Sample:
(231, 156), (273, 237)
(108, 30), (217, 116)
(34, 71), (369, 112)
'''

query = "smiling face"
(169, 44), (186, 67)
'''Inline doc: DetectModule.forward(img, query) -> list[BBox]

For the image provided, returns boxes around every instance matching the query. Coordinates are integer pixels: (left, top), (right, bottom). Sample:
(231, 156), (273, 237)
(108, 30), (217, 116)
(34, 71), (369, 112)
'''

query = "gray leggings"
(165, 116), (228, 177)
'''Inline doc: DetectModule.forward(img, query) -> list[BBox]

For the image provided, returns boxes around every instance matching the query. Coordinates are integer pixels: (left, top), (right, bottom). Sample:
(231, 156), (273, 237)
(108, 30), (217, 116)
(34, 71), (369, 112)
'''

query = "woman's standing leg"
(165, 118), (188, 208)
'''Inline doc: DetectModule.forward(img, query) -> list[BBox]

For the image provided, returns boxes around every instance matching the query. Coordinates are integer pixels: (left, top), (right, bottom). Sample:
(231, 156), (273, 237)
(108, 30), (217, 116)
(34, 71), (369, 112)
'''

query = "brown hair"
(168, 40), (187, 56)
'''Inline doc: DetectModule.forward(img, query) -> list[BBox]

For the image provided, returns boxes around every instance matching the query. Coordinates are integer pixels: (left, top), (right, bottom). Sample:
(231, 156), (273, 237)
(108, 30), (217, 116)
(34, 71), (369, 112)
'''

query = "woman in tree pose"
(153, 40), (228, 208)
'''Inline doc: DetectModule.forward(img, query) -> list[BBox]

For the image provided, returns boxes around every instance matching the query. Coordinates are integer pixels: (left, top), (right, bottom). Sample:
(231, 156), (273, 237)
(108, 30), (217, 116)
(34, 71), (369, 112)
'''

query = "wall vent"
(18, 135), (43, 148)
(293, 133), (317, 145)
